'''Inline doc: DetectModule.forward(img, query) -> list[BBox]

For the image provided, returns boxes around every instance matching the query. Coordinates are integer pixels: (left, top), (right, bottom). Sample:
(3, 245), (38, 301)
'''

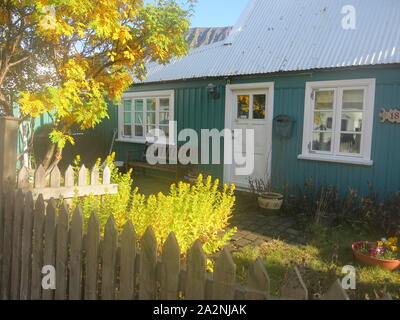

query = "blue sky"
(189, 0), (249, 27)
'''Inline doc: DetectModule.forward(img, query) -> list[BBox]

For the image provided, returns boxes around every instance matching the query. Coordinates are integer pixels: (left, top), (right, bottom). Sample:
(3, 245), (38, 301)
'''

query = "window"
(119, 90), (174, 143)
(236, 91), (266, 120)
(299, 79), (376, 166)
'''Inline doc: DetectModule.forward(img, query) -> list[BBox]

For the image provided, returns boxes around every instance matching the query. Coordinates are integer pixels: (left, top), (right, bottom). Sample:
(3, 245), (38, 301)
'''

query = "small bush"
(282, 180), (400, 236)
(71, 155), (237, 255)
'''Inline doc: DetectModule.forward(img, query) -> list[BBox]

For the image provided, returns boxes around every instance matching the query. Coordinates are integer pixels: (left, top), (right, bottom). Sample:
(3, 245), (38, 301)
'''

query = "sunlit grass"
(232, 224), (400, 300)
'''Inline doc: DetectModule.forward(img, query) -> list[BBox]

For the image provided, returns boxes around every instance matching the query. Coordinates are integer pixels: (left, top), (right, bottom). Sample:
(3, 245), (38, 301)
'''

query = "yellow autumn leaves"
(9, 0), (190, 151)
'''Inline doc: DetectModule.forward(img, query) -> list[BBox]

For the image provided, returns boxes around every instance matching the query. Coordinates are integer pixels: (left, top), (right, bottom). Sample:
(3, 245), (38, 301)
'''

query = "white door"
(224, 83), (274, 189)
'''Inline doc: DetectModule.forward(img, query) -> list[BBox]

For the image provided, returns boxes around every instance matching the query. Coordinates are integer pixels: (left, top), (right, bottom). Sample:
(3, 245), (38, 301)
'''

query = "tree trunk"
(45, 148), (63, 175)
(42, 143), (56, 169)
(0, 90), (13, 116)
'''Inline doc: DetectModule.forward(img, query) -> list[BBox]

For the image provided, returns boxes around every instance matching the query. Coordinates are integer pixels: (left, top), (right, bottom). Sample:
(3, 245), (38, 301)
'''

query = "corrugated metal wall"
(105, 65), (400, 196)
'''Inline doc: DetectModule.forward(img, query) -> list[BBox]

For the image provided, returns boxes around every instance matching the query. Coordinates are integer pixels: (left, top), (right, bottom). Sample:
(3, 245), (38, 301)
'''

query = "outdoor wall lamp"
(207, 83), (220, 100)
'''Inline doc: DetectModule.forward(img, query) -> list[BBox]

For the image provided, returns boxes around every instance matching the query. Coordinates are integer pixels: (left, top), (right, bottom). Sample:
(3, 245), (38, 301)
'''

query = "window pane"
(159, 112), (169, 125)
(343, 90), (364, 110)
(159, 125), (169, 137)
(124, 100), (132, 112)
(341, 112), (363, 132)
(135, 125), (143, 137)
(134, 113), (143, 124)
(160, 98), (170, 112)
(124, 125), (132, 137)
(124, 112), (131, 124)
(315, 91), (334, 110)
(340, 134), (361, 154)
(237, 95), (250, 119)
(253, 94), (266, 119)
(313, 112), (333, 131)
(147, 125), (156, 136)
(312, 132), (332, 152)
(147, 112), (156, 124)
(135, 100), (143, 112)
(147, 99), (156, 111)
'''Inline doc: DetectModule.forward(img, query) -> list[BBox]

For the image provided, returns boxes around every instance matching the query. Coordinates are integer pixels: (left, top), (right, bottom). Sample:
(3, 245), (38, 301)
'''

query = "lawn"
(232, 224), (400, 300)
(130, 171), (400, 300)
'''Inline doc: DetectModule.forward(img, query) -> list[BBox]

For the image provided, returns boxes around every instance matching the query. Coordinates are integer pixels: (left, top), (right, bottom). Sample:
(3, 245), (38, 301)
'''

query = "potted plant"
(352, 237), (400, 271)
(248, 177), (284, 210)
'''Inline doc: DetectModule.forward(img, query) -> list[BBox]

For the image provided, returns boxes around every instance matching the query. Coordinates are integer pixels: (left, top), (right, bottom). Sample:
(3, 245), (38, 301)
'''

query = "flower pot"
(257, 192), (283, 210)
(352, 242), (400, 271)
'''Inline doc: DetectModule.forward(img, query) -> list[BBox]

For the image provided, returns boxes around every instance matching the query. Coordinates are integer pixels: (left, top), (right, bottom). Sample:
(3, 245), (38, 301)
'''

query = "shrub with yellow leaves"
(71, 156), (237, 256)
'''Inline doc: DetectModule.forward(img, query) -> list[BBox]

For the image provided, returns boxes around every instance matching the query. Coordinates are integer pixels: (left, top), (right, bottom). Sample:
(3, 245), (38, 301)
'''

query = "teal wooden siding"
(238, 66), (400, 196)
(101, 65), (400, 196)
(108, 80), (227, 180)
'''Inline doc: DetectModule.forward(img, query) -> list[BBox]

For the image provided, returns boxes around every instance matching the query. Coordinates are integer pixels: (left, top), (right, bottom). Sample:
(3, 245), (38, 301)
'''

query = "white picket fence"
(16, 164), (118, 200)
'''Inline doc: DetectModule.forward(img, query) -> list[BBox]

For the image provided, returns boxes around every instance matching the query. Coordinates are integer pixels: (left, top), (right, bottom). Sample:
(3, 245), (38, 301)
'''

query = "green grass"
(232, 223), (400, 300)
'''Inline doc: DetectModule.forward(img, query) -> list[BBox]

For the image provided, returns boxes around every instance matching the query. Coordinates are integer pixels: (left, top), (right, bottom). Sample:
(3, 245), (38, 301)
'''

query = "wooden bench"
(125, 143), (185, 177)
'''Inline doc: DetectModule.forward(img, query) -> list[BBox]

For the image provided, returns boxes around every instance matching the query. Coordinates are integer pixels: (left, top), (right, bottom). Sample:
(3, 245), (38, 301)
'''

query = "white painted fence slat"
(212, 247), (236, 300)
(321, 279), (350, 300)
(30, 194), (45, 300)
(19, 192), (34, 300)
(64, 166), (74, 187)
(91, 165), (99, 186)
(245, 257), (270, 300)
(10, 190), (24, 299)
(139, 226), (157, 300)
(103, 166), (111, 185)
(119, 221), (136, 300)
(69, 206), (83, 300)
(78, 165), (87, 186)
(85, 211), (100, 300)
(42, 198), (56, 300)
(160, 232), (180, 300)
(280, 266), (308, 300)
(34, 165), (46, 188)
(17, 167), (29, 189)
(101, 215), (118, 300)
(55, 203), (69, 300)
(50, 166), (61, 188)
(185, 240), (206, 300)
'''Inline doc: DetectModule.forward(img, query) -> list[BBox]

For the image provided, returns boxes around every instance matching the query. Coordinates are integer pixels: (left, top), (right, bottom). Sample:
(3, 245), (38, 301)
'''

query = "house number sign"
(380, 108), (400, 123)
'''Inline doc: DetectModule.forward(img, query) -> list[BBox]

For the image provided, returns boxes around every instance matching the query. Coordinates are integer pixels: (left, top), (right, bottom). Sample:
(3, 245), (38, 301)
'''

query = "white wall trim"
(298, 154), (373, 166)
(224, 82), (275, 187)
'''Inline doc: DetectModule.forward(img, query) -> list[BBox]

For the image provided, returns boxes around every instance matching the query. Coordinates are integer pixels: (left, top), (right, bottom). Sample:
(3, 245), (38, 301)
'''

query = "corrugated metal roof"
(142, 0), (400, 83)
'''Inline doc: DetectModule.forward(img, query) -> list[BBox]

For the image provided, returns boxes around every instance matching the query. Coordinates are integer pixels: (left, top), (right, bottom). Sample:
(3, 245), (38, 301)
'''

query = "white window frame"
(234, 89), (269, 121)
(298, 78), (376, 166)
(117, 90), (174, 144)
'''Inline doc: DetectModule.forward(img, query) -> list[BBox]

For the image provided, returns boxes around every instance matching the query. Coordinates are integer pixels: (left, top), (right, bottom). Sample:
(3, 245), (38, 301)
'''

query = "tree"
(0, 0), (193, 172)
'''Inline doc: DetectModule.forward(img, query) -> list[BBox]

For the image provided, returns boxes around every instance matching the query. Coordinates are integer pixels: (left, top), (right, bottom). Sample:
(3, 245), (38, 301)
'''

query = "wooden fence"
(0, 188), (392, 300)
(17, 164), (118, 200)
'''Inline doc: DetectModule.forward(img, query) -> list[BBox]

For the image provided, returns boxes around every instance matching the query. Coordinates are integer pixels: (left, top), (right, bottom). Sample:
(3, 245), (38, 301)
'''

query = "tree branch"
(8, 54), (30, 68)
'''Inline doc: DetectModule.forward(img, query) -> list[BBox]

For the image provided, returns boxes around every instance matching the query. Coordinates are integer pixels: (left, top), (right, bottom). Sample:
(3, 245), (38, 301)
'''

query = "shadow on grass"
(231, 234), (400, 300)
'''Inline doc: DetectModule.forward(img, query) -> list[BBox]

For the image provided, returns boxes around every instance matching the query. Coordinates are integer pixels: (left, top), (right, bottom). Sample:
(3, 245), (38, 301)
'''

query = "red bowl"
(352, 242), (400, 271)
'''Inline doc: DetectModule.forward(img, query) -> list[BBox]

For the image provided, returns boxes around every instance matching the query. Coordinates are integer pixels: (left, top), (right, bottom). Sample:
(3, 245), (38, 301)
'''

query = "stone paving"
(228, 210), (308, 251)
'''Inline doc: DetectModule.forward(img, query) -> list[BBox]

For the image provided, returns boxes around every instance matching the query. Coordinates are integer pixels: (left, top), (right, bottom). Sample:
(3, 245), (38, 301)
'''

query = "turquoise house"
(104, 0), (400, 196)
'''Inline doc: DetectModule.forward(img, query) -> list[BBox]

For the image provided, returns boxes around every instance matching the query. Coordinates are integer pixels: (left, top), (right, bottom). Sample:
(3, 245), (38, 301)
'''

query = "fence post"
(0, 116), (19, 190)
